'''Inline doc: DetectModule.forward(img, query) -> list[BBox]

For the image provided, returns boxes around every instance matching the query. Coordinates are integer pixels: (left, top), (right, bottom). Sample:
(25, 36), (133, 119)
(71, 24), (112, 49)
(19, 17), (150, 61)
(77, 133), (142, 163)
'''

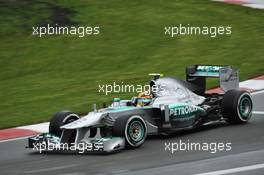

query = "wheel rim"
(127, 120), (145, 144)
(239, 95), (252, 119)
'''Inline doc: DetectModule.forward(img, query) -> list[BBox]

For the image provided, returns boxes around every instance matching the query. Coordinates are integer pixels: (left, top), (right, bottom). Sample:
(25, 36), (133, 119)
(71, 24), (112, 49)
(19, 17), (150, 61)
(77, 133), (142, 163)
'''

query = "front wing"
(26, 133), (125, 153)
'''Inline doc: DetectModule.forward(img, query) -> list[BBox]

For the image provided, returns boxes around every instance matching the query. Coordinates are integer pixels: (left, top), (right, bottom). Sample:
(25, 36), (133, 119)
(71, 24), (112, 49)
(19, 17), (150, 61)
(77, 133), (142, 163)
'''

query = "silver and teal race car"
(27, 65), (253, 153)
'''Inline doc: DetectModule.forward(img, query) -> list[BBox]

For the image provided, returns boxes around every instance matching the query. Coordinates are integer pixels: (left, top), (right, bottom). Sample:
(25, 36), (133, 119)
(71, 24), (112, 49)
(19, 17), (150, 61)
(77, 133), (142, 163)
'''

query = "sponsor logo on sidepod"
(169, 105), (199, 117)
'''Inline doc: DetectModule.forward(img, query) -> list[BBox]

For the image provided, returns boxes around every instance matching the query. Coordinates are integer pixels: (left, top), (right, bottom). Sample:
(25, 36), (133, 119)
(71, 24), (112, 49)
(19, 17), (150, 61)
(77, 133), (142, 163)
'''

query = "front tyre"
(222, 89), (253, 124)
(49, 111), (79, 137)
(113, 115), (147, 148)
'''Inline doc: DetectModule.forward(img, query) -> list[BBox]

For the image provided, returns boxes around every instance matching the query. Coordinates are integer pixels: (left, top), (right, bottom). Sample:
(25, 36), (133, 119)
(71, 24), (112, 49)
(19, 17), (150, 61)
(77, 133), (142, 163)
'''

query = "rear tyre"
(49, 111), (79, 137)
(113, 115), (147, 148)
(221, 89), (253, 124)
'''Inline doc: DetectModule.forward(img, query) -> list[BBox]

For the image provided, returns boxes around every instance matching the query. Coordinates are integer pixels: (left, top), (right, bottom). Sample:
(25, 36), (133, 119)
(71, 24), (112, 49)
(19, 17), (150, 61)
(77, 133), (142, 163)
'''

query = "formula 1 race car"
(27, 65), (253, 153)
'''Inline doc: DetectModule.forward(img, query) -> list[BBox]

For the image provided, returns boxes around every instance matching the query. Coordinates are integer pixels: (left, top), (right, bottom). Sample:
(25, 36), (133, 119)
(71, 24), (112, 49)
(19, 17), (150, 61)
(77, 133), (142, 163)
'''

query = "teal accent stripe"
(194, 71), (220, 77)
(108, 106), (151, 113)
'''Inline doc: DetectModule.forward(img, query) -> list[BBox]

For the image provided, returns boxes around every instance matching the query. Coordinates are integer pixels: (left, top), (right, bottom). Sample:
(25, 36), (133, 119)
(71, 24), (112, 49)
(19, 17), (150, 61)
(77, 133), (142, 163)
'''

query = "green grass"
(0, 0), (263, 128)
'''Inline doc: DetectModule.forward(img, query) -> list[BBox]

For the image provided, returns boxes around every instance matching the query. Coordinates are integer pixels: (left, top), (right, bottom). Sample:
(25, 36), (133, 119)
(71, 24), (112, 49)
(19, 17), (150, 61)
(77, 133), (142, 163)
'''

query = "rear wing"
(186, 65), (239, 95)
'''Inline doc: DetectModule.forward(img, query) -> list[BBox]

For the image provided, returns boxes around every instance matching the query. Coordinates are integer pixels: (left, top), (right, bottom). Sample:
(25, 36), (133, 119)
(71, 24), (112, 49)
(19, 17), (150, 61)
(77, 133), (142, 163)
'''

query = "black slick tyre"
(49, 111), (79, 137)
(222, 89), (253, 124)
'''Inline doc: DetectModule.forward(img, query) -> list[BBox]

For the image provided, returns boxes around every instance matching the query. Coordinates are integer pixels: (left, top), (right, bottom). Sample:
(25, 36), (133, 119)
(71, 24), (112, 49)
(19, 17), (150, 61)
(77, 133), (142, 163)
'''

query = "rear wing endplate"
(186, 65), (239, 94)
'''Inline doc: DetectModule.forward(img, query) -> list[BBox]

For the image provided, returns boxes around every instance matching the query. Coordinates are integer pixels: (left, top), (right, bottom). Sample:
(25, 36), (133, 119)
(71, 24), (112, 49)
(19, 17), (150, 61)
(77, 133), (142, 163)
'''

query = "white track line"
(251, 89), (264, 95)
(17, 122), (49, 133)
(253, 111), (264, 115)
(240, 80), (264, 90)
(194, 163), (264, 175)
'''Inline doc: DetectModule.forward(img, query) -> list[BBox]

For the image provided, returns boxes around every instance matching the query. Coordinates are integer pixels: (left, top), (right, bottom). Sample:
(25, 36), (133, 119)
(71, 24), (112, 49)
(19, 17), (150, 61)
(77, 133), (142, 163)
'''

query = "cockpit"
(110, 76), (205, 108)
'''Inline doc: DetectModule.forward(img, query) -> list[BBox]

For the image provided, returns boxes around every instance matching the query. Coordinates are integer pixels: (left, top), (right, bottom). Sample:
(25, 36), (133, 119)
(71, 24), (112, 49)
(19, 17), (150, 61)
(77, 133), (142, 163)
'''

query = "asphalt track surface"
(0, 91), (264, 175)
